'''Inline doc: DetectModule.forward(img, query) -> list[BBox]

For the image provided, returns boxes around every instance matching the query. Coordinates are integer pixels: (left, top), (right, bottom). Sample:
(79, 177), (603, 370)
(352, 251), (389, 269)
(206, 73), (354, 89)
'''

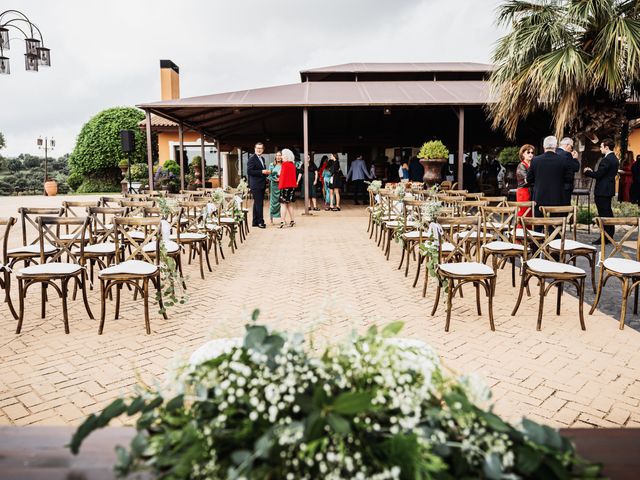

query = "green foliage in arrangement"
(74, 177), (121, 194)
(162, 159), (181, 176)
(129, 163), (148, 182)
(70, 313), (601, 479)
(497, 146), (521, 166)
(418, 140), (449, 160)
(68, 107), (148, 177)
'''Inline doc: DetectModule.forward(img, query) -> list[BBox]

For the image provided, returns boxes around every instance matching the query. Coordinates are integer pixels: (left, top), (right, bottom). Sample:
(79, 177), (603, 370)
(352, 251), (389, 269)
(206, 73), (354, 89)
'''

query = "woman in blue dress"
(268, 151), (283, 224)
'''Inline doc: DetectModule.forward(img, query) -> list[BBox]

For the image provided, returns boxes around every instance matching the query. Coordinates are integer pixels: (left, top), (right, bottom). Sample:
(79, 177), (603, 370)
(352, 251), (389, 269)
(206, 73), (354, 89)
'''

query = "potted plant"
(129, 163), (148, 191)
(417, 140), (449, 185)
(118, 159), (129, 175)
(206, 165), (221, 188)
(44, 177), (58, 196)
(497, 146), (521, 190)
(154, 160), (181, 193)
(191, 156), (203, 187)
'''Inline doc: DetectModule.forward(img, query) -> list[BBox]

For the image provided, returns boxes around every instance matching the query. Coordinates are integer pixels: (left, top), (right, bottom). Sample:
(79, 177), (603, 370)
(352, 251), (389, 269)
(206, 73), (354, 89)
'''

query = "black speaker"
(120, 130), (135, 153)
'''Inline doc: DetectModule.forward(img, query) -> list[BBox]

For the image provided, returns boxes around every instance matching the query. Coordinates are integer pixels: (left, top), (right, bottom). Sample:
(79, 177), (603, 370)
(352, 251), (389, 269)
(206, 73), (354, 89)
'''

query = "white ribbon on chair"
(160, 219), (171, 244)
(426, 221), (443, 244)
(234, 195), (242, 208)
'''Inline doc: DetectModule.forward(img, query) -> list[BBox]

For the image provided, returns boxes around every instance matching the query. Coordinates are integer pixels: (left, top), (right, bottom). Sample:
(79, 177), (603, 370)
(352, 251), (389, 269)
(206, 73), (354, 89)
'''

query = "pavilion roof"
(299, 62), (493, 74)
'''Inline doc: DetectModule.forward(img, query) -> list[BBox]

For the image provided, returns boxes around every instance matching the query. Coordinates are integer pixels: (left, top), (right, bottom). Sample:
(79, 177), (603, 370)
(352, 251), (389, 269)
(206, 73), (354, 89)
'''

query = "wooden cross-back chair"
(381, 195), (417, 261)
(84, 206), (127, 287)
(227, 189), (250, 240)
(175, 200), (213, 278)
(480, 206), (524, 287)
(124, 193), (149, 201)
(8, 207), (63, 268)
(15, 216), (94, 334)
(462, 192), (484, 200)
(540, 205), (597, 293)
(0, 217), (17, 319)
(120, 200), (155, 217)
(439, 181), (458, 191)
(589, 217), (640, 329)
(100, 196), (123, 208)
(512, 216), (586, 331)
(97, 216), (166, 334)
(377, 193), (403, 253)
(445, 189), (468, 196)
(397, 199), (426, 276)
(143, 206), (185, 285)
(458, 200), (488, 217)
(219, 193), (245, 248)
(430, 215), (496, 332)
(433, 195), (465, 215)
(480, 196), (507, 207)
(506, 201), (535, 219)
(62, 201), (99, 242)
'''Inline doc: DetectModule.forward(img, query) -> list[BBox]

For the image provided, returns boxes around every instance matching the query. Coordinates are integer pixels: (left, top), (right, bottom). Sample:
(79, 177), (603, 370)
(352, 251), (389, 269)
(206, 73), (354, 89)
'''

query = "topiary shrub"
(69, 107), (152, 177)
(67, 171), (84, 191)
(417, 140), (449, 159)
(7, 158), (22, 172)
(130, 163), (148, 182)
(162, 159), (181, 176)
(497, 146), (520, 166)
(0, 180), (13, 196)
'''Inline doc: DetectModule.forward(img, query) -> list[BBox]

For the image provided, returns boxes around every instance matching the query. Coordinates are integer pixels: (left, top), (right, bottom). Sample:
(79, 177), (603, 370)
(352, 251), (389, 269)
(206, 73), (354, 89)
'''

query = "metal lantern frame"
(0, 10), (50, 75)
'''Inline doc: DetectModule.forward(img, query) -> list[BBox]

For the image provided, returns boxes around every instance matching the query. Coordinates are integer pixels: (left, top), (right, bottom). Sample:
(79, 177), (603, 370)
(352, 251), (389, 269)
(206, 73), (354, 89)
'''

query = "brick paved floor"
(1, 195), (640, 429)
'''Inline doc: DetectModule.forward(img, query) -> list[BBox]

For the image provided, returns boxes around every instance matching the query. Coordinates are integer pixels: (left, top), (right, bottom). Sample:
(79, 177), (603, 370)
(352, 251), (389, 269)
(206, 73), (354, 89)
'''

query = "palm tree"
(489, 0), (640, 147)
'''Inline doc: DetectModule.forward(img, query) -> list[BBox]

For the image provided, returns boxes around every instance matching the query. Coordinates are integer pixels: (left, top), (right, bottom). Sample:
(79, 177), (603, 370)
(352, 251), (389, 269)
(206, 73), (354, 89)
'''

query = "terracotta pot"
(44, 180), (58, 196)
(419, 158), (447, 186)
(209, 177), (221, 188)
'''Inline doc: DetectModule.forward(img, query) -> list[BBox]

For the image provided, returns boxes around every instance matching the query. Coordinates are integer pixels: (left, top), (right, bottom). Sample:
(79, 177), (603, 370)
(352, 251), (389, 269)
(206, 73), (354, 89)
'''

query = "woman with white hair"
(278, 148), (298, 227)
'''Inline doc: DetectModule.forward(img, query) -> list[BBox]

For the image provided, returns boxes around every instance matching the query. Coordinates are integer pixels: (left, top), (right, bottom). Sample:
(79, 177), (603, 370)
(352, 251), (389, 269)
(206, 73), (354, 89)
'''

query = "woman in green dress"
(268, 151), (283, 224)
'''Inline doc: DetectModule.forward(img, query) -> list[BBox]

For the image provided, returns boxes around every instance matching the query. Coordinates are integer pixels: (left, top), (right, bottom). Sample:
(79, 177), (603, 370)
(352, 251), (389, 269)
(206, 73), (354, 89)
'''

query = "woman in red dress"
(278, 149), (299, 227)
(516, 144), (535, 216)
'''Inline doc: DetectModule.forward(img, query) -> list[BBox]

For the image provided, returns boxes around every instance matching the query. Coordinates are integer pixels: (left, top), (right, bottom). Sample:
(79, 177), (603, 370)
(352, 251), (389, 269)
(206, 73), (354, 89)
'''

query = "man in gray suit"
(556, 137), (580, 205)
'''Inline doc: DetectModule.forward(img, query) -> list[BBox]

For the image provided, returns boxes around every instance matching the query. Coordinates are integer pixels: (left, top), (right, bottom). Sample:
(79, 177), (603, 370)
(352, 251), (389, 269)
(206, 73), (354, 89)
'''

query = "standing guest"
(399, 161), (410, 182)
(408, 156), (424, 182)
(526, 136), (569, 218)
(556, 137), (580, 205)
(329, 153), (343, 211)
(369, 161), (377, 180)
(322, 159), (334, 210)
(246, 142), (270, 228)
(387, 156), (400, 183)
(267, 151), (283, 224)
(318, 155), (329, 205)
(297, 154), (320, 211)
(516, 144), (535, 216)
(345, 154), (371, 205)
(462, 155), (478, 193)
(278, 149), (298, 228)
(584, 139), (619, 243)
(630, 154), (640, 205)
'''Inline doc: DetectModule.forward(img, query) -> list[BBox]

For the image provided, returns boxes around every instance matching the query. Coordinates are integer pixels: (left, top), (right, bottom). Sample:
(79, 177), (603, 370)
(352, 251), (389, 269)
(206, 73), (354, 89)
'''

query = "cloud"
(1, 0), (504, 157)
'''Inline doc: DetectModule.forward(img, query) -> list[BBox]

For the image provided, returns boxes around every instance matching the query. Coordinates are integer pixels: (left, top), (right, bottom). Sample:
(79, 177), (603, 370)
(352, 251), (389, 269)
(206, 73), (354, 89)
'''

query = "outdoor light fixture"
(383, 107), (391, 115)
(0, 10), (51, 75)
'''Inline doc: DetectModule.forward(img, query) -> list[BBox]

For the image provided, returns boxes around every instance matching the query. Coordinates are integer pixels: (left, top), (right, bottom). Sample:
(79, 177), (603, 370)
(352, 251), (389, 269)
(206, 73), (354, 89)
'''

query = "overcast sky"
(1, 0), (504, 157)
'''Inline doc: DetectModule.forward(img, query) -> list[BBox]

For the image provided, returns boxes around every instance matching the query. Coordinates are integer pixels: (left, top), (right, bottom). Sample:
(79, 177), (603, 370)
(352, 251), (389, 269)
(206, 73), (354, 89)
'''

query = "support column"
(216, 139), (222, 187)
(303, 107), (310, 215)
(145, 110), (154, 190)
(457, 106), (465, 189)
(178, 122), (185, 192)
(200, 133), (206, 188)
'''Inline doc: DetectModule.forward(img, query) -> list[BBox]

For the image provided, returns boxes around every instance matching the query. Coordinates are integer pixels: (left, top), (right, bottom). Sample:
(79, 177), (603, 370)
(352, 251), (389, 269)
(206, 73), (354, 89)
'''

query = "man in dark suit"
(584, 138), (619, 243)
(246, 142), (270, 228)
(556, 137), (580, 205)
(526, 136), (569, 218)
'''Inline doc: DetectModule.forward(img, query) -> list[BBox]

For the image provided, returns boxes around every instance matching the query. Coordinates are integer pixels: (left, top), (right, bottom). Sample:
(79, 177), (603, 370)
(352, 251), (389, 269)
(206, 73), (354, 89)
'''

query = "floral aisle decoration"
(156, 197), (188, 313)
(417, 199), (448, 291)
(69, 312), (600, 479)
(366, 179), (382, 195)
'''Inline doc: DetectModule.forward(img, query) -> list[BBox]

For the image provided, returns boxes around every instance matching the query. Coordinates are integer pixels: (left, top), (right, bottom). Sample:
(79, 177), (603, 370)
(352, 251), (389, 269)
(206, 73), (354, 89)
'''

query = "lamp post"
(37, 136), (54, 195)
(0, 10), (51, 75)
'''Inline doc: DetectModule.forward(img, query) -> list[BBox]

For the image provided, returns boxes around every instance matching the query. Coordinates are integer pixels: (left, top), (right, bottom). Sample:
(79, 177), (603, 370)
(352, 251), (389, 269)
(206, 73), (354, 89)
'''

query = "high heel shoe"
(279, 222), (285, 228)
(290, 221), (295, 227)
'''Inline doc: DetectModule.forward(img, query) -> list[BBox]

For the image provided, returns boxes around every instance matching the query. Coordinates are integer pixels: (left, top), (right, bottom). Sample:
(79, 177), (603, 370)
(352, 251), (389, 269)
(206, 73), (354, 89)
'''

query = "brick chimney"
(160, 60), (180, 100)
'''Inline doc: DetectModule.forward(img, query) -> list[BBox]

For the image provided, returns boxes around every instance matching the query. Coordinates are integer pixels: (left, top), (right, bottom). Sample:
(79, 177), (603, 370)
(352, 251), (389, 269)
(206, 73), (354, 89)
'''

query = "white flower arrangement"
(70, 313), (600, 479)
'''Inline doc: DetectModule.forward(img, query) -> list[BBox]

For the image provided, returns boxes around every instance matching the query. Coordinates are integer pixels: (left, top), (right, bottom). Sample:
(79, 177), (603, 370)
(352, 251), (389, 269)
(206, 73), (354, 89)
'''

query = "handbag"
(328, 175), (334, 188)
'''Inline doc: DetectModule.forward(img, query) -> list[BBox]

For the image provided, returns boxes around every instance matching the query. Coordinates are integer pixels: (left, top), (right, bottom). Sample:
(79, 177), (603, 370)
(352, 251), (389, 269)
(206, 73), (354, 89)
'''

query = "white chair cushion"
(59, 232), (91, 241)
(204, 222), (222, 231)
(19, 262), (82, 276)
(143, 240), (180, 254)
(526, 258), (584, 275)
(513, 229), (545, 239)
(485, 221), (510, 230)
(603, 258), (640, 275)
(548, 239), (596, 251)
(127, 231), (146, 240)
(438, 262), (494, 276)
(8, 244), (57, 255)
(482, 241), (524, 251)
(403, 230), (430, 239)
(82, 242), (117, 254)
(383, 220), (417, 228)
(171, 232), (207, 241)
(99, 260), (158, 277)
(219, 217), (237, 224)
(421, 241), (455, 252)
(456, 231), (493, 239)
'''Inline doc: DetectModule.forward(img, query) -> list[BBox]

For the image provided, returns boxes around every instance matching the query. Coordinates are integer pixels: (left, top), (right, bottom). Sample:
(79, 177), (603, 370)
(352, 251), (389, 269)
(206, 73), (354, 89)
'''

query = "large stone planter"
(419, 158), (447, 186)
(44, 180), (58, 196)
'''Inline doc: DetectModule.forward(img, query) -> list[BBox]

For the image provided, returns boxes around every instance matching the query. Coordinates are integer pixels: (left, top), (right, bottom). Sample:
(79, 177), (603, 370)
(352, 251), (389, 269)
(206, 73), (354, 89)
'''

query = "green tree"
(0, 131), (5, 150)
(489, 0), (640, 142)
(69, 107), (152, 177)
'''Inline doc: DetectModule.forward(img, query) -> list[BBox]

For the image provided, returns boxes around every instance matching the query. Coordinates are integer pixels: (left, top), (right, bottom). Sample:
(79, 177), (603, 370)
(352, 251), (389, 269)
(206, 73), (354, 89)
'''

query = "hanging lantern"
(24, 53), (38, 72)
(0, 27), (9, 50)
(36, 46), (50, 66)
(50, 138), (55, 148)
(25, 37), (40, 55)
(0, 55), (9, 74)
(37, 137), (43, 146)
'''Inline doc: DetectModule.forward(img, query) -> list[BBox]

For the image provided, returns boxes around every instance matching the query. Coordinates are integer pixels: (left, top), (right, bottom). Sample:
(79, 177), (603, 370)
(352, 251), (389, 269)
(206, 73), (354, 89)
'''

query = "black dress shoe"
(591, 239), (611, 245)
(257, 224), (266, 229)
